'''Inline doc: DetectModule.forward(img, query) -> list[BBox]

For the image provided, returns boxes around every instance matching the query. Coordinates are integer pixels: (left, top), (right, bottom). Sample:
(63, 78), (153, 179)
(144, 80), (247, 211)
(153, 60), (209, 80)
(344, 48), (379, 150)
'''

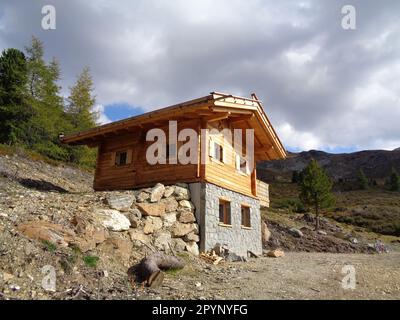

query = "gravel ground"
(149, 251), (400, 300)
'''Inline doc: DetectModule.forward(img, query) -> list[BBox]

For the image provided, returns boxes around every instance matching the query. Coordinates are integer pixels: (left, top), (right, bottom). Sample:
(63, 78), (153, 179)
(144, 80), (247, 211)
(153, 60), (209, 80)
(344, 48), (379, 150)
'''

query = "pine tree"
(389, 168), (400, 191)
(357, 168), (369, 190)
(0, 48), (32, 144)
(299, 159), (335, 230)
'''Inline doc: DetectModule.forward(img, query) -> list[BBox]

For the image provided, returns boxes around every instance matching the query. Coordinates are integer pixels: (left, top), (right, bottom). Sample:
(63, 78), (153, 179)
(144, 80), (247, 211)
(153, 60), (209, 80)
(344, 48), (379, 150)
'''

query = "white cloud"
(93, 104), (111, 125)
(1, 0), (400, 152)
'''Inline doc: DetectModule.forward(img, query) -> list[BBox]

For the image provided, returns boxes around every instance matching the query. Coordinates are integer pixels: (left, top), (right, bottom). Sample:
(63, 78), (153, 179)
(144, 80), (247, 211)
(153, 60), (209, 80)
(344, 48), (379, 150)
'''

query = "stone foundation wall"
(190, 182), (262, 256)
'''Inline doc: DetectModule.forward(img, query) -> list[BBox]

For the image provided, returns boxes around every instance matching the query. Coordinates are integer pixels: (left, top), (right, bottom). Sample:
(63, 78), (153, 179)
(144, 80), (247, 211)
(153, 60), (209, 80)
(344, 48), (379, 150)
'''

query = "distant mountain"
(257, 149), (400, 183)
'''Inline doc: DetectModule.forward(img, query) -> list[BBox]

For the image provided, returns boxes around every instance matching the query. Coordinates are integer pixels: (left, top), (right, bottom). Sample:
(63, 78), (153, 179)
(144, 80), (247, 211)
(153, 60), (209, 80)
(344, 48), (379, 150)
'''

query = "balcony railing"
(256, 179), (270, 208)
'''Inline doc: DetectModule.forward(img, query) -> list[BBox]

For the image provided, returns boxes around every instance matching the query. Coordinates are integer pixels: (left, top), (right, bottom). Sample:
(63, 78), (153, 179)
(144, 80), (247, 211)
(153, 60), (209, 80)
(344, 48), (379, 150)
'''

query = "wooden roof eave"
(61, 96), (215, 145)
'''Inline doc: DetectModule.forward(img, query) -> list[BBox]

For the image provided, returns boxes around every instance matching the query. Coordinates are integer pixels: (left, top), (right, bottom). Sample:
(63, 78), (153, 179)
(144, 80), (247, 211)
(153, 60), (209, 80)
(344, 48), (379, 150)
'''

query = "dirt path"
(151, 252), (400, 300)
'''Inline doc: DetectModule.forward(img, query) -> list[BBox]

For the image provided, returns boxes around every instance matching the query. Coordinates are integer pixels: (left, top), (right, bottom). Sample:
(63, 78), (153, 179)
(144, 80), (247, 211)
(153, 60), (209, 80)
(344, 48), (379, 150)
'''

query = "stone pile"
(107, 183), (200, 256)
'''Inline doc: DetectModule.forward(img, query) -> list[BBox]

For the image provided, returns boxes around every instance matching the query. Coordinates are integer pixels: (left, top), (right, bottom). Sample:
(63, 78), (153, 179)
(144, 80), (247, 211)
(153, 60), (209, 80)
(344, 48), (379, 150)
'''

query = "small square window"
(241, 205), (251, 228)
(115, 151), (127, 166)
(218, 199), (231, 225)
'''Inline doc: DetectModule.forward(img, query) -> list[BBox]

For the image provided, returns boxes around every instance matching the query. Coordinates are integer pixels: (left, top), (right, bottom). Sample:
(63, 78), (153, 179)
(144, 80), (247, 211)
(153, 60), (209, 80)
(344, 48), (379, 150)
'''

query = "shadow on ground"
(17, 178), (68, 193)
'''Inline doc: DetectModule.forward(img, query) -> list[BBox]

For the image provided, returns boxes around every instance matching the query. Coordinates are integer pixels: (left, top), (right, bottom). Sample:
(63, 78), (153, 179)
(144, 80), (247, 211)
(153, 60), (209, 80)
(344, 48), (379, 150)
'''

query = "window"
(236, 154), (249, 175)
(218, 199), (231, 225)
(115, 150), (127, 166)
(241, 205), (251, 228)
(210, 140), (224, 162)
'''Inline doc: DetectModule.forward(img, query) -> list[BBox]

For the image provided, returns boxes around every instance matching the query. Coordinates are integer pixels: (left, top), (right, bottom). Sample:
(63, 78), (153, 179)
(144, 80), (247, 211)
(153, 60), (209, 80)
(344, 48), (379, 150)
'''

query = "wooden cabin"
(62, 92), (286, 256)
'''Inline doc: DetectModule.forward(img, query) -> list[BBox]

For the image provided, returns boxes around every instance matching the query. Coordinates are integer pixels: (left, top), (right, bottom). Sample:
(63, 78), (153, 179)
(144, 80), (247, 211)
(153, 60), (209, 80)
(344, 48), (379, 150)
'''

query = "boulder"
(98, 237), (132, 263)
(136, 191), (150, 203)
(106, 193), (135, 211)
(317, 230), (327, 235)
(163, 186), (175, 198)
(129, 229), (151, 247)
(153, 231), (172, 251)
(289, 227), (303, 238)
(185, 241), (199, 256)
(225, 251), (247, 262)
(17, 221), (75, 247)
(261, 221), (271, 243)
(178, 210), (196, 223)
(178, 200), (194, 211)
(162, 212), (177, 228)
(161, 197), (179, 213)
(127, 208), (142, 228)
(143, 216), (163, 235)
(136, 203), (166, 217)
(170, 222), (196, 237)
(183, 232), (200, 242)
(72, 215), (109, 252)
(150, 183), (165, 203)
(94, 209), (131, 231)
(267, 249), (285, 258)
(174, 186), (190, 201)
(192, 223), (199, 235)
(171, 238), (187, 252)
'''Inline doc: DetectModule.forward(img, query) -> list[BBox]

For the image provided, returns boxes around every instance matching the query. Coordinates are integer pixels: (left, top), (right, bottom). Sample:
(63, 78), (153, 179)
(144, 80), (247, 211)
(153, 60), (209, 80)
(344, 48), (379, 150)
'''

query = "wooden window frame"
(113, 149), (132, 167)
(209, 139), (224, 164)
(241, 204), (251, 228)
(218, 198), (231, 226)
(236, 154), (250, 176)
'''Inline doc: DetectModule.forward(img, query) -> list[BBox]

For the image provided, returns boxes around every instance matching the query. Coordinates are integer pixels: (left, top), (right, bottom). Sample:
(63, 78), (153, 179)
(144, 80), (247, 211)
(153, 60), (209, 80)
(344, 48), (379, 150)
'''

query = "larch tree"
(64, 66), (98, 165)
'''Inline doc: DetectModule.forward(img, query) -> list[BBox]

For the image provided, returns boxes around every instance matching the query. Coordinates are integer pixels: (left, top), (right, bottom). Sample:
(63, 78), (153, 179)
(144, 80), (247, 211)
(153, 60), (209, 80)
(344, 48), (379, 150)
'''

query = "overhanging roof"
(61, 92), (287, 161)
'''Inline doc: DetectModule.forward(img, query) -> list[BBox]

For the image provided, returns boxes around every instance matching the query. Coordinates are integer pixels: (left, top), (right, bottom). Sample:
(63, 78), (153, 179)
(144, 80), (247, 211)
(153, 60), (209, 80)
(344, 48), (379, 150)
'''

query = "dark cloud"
(1, 0), (399, 151)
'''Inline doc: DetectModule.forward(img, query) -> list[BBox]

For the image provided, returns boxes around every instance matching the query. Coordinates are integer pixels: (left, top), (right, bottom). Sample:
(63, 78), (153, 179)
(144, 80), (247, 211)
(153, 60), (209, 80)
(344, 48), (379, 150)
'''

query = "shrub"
(83, 255), (99, 268)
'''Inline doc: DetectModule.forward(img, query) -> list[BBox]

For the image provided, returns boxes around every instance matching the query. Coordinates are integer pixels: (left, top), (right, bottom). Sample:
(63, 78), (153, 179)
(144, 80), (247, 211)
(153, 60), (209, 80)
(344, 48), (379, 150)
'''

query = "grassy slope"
(265, 181), (400, 243)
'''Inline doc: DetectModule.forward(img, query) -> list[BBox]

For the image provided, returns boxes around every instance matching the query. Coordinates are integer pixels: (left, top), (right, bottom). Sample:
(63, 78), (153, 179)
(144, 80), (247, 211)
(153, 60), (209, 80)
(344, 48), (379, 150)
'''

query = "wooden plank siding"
(204, 120), (254, 197)
(93, 119), (200, 190)
(93, 116), (259, 198)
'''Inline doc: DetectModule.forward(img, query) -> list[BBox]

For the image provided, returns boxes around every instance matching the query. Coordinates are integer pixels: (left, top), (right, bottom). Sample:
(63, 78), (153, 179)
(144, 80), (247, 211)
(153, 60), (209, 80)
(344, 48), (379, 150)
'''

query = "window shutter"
(126, 149), (133, 164)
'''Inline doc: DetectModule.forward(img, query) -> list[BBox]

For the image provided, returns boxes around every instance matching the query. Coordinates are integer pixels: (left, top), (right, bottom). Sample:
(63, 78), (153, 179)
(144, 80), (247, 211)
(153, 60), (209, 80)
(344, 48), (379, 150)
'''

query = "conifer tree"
(299, 159), (335, 230)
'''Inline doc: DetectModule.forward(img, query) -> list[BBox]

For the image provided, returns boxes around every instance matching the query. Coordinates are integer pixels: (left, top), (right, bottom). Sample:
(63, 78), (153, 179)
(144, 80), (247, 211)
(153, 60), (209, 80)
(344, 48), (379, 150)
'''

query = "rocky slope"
(257, 148), (400, 183)
(0, 153), (202, 299)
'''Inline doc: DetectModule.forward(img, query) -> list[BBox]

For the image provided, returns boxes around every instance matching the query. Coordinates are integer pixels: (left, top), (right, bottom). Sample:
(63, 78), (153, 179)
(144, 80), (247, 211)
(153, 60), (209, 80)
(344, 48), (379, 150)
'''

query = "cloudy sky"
(1, 0), (399, 152)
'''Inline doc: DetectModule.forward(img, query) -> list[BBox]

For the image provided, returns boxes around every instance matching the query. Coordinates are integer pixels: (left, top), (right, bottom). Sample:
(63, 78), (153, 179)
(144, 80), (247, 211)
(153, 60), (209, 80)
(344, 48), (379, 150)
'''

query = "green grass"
(82, 255), (100, 268)
(0, 143), (95, 173)
(42, 240), (57, 253)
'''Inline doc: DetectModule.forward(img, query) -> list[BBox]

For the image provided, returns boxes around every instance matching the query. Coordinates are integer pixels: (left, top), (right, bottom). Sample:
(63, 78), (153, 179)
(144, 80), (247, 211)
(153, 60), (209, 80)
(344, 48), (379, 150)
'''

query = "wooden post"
(198, 118), (207, 180)
(251, 167), (257, 197)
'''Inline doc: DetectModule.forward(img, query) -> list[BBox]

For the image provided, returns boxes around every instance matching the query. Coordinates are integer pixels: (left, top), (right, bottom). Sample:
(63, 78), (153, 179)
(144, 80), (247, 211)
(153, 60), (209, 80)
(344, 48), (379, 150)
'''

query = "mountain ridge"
(258, 148), (400, 183)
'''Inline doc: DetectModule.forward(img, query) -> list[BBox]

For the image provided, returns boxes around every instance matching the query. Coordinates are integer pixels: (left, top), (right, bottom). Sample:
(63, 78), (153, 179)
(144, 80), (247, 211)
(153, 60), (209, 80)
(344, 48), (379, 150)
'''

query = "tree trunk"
(315, 204), (320, 231)
(134, 253), (185, 288)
